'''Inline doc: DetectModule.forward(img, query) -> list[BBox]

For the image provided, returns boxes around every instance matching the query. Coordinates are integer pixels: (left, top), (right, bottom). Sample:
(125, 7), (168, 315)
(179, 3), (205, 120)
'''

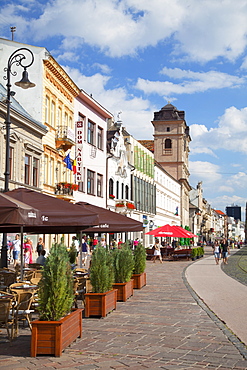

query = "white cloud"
(63, 65), (155, 139)
(226, 172), (247, 189)
(92, 63), (112, 74)
(2, 0), (247, 61)
(189, 161), (221, 184)
(135, 68), (245, 96)
(190, 107), (247, 155)
(218, 185), (234, 193)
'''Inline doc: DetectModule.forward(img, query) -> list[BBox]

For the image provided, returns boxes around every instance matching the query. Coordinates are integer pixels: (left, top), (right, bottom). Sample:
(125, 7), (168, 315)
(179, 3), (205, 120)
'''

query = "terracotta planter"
(112, 279), (134, 302)
(31, 308), (83, 357)
(84, 289), (117, 318)
(132, 272), (147, 289)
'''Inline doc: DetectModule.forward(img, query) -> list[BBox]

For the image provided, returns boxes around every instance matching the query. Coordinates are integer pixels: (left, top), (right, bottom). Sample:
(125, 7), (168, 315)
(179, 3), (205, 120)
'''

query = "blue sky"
(1, 0), (247, 217)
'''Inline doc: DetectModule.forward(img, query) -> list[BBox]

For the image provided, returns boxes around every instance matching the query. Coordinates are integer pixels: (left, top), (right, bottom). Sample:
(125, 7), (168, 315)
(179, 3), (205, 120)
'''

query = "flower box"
(126, 203), (135, 209)
(112, 280), (134, 302)
(116, 203), (125, 207)
(84, 289), (117, 317)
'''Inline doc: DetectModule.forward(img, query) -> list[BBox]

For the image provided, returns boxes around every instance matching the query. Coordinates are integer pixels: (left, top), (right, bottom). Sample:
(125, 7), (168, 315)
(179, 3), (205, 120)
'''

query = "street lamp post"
(1, 48), (35, 268)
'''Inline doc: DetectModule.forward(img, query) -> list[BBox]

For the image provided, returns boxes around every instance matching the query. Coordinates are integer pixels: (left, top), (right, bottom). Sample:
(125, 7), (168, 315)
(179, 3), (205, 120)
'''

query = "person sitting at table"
(36, 250), (46, 266)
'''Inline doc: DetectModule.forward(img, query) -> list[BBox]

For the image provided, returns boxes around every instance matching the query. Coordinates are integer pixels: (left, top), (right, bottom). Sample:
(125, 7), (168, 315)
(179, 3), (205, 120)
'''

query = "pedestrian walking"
(11, 234), (21, 267)
(36, 237), (45, 256)
(151, 239), (163, 263)
(221, 238), (230, 264)
(213, 241), (221, 265)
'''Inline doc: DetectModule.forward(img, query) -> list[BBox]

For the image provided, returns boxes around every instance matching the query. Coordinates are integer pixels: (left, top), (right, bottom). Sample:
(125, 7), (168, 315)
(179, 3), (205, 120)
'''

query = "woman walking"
(152, 239), (163, 263)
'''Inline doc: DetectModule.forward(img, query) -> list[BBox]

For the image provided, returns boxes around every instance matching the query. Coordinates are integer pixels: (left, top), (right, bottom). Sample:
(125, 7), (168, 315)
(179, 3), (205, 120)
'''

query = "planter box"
(31, 308), (83, 357)
(84, 289), (117, 318)
(132, 272), (147, 289)
(112, 279), (134, 302)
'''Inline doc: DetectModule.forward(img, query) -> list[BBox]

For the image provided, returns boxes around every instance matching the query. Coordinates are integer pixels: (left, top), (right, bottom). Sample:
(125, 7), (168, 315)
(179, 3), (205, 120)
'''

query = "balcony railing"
(55, 126), (75, 151)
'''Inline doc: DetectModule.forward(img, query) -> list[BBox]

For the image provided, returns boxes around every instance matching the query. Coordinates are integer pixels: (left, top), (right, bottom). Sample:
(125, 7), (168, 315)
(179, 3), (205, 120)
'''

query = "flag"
(72, 159), (77, 175)
(63, 153), (72, 170)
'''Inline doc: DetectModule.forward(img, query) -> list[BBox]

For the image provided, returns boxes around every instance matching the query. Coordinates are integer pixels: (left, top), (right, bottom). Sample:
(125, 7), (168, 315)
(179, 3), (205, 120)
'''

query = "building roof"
(215, 209), (226, 216)
(138, 140), (154, 153)
(0, 83), (47, 131)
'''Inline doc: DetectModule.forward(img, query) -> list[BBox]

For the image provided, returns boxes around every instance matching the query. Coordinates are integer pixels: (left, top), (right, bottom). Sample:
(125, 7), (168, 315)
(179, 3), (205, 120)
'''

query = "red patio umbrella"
(146, 224), (197, 238)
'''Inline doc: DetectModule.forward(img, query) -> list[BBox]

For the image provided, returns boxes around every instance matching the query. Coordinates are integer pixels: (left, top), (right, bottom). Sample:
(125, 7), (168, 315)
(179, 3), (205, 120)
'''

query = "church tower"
(152, 103), (191, 226)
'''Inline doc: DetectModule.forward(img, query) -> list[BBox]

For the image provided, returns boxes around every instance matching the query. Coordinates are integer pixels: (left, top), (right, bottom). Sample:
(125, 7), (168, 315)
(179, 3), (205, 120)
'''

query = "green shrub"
(90, 246), (114, 293)
(38, 242), (74, 321)
(191, 248), (197, 259)
(68, 244), (77, 264)
(133, 243), (146, 274)
(112, 244), (134, 283)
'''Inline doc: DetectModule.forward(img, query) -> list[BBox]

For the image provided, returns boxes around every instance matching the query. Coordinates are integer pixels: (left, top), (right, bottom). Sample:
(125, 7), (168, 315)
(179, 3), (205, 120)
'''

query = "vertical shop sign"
(76, 121), (83, 182)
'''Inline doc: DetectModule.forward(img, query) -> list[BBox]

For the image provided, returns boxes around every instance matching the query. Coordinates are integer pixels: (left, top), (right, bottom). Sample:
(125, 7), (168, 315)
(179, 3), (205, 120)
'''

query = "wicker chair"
(0, 294), (15, 341)
(13, 292), (34, 336)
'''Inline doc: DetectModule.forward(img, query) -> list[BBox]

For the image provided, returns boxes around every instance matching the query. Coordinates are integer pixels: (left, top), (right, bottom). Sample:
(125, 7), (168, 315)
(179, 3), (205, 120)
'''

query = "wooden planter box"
(31, 308), (83, 357)
(84, 289), (117, 318)
(112, 279), (134, 302)
(132, 272), (147, 289)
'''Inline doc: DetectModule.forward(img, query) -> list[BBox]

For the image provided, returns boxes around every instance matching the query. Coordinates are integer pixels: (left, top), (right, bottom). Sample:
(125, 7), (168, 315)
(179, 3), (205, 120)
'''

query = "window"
(163, 138), (172, 155)
(109, 178), (114, 196)
(87, 170), (95, 195)
(33, 158), (39, 187)
(87, 121), (95, 145)
(121, 183), (124, 199)
(44, 155), (48, 184)
(24, 155), (31, 185)
(97, 174), (103, 197)
(51, 101), (55, 127)
(50, 158), (55, 186)
(9, 147), (13, 180)
(63, 112), (68, 126)
(125, 185), (129, 200)
(97, 127), (103, 150)
(116, 181), (119, 199)
(167, 127), (170, 132)
(57, 107), (62, 126)
(45, 96), (50, 123)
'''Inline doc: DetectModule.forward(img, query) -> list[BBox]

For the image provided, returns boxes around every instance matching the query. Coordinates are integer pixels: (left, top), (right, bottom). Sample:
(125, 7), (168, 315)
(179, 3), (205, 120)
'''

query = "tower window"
(167, 127), (170, 132)
(163, 138), (172, 155)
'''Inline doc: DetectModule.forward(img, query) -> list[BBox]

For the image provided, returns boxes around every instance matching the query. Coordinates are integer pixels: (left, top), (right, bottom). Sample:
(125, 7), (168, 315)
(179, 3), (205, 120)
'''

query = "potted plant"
(31, 241), (82, 357)
(191, 248), (197, 261)
(109, 194), (115, 199)
(126, 202), (135, 209)
(132, 243), (147, 289)
(112, 243), (134, 301)
(84, 246), (117, 318)
(116, 202), (125, 207)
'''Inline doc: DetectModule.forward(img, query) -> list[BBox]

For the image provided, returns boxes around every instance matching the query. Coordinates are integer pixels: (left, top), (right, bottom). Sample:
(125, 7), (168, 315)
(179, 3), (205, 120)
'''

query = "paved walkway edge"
(182, 262), (247, 360)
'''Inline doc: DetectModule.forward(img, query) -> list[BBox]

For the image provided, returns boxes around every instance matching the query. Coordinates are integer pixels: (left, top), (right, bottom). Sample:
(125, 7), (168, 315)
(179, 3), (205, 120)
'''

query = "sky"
(1, 0), (247, 217)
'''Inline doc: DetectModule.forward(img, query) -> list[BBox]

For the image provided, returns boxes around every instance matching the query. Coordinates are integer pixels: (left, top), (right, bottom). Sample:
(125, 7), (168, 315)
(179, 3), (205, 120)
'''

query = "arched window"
(116, 181), (119, 199)
(109, 178), (114, 197)
(125, 185), (129, 200)
(163, 138), (172, 155)
(121, 183), (124, 199)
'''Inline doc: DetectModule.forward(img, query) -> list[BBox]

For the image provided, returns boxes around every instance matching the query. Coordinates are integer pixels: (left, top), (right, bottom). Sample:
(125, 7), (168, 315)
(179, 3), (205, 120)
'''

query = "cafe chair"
(0, 271), (17, 291)
(30, 270), (42, 285)
(0, 295), (15, 341)
(13, 292), (34, 336)
(74, 276), (87, 308)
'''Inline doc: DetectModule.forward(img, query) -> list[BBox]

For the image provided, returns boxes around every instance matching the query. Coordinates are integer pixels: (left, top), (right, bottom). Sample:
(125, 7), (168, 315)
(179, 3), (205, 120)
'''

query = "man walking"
(11, 234), (21, 267)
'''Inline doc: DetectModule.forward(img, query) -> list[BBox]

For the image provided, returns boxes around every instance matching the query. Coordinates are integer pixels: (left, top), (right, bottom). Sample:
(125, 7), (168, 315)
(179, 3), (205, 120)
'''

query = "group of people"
(9, 234), (46, 267)
(213, 238), (230, 265)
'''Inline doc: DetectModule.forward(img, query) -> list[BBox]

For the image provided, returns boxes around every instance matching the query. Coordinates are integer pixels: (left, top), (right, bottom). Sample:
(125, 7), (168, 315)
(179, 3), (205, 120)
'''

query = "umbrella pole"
(79, 231), (82, 268)
(20, 226), (24, 280)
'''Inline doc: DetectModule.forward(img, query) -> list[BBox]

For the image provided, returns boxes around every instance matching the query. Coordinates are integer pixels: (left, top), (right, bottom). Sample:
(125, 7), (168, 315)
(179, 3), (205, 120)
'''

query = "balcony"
(55, 126), (75, 151)
(55, 182), (79, 199)
(115, 200), (136, 214)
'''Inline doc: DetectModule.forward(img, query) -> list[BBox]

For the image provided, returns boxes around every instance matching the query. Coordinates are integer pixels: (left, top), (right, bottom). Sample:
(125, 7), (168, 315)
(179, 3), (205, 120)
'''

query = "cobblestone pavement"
(1, 255), (247, 369)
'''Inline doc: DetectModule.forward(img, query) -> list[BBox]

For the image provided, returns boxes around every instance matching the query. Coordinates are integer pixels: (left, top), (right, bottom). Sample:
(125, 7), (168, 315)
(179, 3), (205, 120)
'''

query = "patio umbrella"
(173, 226), (198, 238)
(2, 188), (99, 233)
(146, 224), (196, 238)
(0, 193), (40, 226)
(0, 192), (41, 277)
(76, 202), (143, 233)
